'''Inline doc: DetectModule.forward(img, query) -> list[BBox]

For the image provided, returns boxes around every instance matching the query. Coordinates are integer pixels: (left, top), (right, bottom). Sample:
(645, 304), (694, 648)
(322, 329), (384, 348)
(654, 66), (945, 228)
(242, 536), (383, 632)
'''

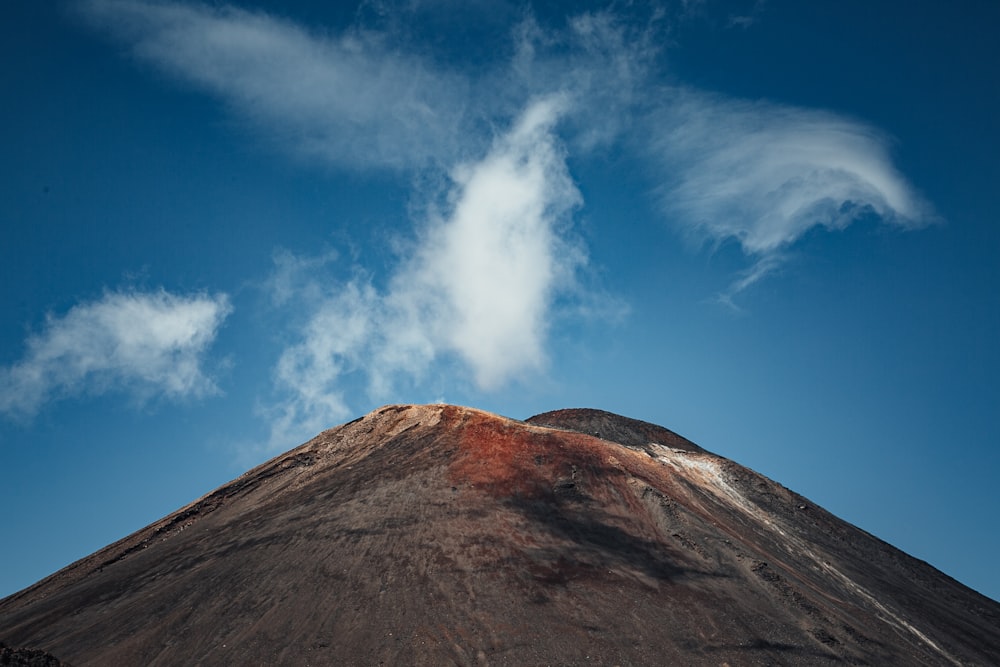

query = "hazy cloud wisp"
(81, 0), (468, 169)
(0, 290), (232, 418)
(263, 281), (378, 450)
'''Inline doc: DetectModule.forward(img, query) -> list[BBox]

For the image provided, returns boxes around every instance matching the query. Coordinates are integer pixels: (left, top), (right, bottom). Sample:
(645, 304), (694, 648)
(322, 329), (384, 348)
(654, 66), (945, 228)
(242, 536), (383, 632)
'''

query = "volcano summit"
(1, 404), (998, 665)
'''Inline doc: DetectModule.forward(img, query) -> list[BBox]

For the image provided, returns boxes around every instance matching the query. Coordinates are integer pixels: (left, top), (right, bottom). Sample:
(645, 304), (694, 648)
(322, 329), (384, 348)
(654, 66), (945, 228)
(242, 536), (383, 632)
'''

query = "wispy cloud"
(650, 89), (936, 299)
(79, 1), (937, 446)
(80, 1), (935, 309)
(0, 290), (232, 419)
(80, 0), (470, 169)
(80, 0), (660, 167)
(261, 98), (583, 450)
(726, 0), (767, 29)
(506, 9), (658, 151)
(262, 281), (377, 450)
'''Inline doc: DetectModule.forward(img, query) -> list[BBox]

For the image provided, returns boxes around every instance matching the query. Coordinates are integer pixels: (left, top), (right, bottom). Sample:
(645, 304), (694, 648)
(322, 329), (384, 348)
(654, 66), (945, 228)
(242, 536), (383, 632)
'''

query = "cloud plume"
(398, 96), (582, 389)
(0, 290), (232, 418)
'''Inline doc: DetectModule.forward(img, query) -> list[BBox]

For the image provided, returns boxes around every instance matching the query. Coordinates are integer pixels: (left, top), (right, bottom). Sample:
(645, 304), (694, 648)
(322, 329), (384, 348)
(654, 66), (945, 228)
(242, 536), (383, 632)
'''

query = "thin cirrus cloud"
(0, 290), (232, 419)
(651, 89), (936, 300)
(263, 98), (582, 450)
(79, 0), (469, 169)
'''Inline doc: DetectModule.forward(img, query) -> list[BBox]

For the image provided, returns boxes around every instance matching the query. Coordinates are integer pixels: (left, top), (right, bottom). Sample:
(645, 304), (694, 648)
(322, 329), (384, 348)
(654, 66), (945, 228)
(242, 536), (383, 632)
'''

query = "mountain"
(1, 404), (998, 665)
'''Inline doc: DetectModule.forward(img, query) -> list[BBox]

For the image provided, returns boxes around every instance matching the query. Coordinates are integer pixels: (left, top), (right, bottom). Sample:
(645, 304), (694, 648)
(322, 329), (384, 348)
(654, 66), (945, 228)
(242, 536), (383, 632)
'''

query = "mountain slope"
(1, 404), (998, 665)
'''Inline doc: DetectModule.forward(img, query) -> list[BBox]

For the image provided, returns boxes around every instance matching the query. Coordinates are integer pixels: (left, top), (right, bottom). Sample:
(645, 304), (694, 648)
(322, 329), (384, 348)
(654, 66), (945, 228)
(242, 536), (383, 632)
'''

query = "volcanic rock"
(1, 404), (998, 665)
(0, 642), (68, 667)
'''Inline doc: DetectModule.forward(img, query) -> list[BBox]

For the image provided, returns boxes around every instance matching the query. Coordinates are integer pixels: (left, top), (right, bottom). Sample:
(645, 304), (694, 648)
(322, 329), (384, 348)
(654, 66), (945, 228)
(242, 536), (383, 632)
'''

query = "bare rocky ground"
(0, 641), (67, 666)
(1, 404), (998, 666)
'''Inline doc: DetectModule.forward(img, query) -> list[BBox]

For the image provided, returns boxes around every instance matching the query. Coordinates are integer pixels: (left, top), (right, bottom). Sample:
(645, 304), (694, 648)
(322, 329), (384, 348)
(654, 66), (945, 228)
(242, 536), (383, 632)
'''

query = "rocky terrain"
(0, 641), (67, 666)
(1, 404), (998, 665)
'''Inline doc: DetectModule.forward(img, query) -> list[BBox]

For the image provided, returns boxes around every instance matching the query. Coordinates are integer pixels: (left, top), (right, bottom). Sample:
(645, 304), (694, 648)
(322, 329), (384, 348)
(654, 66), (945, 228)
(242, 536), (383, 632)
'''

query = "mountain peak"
(526, 407), (706, 453)
(2, 404), (998, 665)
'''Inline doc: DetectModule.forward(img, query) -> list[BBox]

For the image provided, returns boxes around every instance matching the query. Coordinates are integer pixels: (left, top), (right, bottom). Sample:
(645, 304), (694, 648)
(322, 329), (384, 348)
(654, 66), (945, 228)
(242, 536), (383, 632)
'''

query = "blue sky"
(2, 0), (998, 603)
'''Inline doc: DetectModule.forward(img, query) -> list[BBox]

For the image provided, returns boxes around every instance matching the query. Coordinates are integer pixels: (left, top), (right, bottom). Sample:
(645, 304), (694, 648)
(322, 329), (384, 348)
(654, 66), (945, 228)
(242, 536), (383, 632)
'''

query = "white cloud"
(261, 98), (583, 450)
(80, 0), (469, 169)
(0, 290), (232, 418)
(650, 89), (936, 298)
(397, 96), (583, 389)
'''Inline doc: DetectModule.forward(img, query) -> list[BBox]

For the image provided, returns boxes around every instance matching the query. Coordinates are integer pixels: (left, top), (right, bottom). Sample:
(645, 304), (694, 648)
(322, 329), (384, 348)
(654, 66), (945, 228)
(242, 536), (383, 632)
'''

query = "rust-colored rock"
(1, 404), (998, 665)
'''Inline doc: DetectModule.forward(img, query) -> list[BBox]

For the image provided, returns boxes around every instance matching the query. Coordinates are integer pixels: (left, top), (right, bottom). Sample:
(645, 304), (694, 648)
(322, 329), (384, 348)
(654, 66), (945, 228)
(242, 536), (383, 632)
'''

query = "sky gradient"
(2, 0), (998, 602)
